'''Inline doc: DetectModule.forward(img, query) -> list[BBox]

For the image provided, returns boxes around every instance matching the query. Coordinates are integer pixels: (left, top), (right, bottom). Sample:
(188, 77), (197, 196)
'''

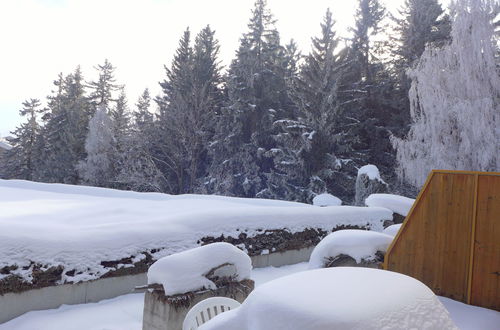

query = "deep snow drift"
(0, 180), (391, 284)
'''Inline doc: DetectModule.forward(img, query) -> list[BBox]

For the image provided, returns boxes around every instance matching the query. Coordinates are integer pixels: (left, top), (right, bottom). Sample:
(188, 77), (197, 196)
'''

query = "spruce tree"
(277, 9), (349, 201)
(207, 0), (290, 198)
(2, 99), (43, 180)
(39, 67), (91, 183)
(87, 59), (120, 109)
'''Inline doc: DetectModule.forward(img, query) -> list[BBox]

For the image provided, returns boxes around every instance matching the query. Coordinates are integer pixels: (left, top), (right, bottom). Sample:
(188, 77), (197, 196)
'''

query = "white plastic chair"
(182, 297), (241, 330)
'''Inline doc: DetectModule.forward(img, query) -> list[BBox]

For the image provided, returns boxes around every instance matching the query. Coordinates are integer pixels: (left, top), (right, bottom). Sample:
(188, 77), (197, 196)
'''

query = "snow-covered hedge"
(308, 230), (394, 269)
(312, 193), (342, 206)
(147, 243), (252, 295)
(365, 193), (415, 216)
(0, 180), (392, 289)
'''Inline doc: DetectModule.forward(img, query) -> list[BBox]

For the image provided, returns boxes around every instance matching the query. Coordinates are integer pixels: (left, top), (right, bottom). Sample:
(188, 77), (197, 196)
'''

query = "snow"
(147, 242), (252, 295)
(365, 193), (415, 216)
(383, 224), (402, 237)
(200, 267), (458, 330)
(2, 263), (498, 330)
(312, 193), (342, 206)
(0, 180), (391, 284)
(308, 230), (394, 269)
(357, 164), (385, 182)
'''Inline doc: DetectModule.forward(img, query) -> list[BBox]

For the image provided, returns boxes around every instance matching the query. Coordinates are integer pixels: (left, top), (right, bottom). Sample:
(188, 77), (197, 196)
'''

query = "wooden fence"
(384, 170), (500, 311)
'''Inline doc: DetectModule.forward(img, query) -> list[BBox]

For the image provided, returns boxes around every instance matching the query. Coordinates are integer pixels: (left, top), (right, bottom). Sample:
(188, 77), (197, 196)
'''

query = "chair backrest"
(182, 297), (241, 330)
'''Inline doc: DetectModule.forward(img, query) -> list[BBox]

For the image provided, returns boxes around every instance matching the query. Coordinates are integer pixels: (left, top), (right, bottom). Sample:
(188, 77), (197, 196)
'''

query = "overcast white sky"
(0, 0), (449, 136)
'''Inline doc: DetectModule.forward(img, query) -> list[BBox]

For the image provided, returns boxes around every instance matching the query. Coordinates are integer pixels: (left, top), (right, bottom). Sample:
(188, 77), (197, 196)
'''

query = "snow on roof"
(0, 180), (392, 283)
(357, 164), (385, 183)
(365, 193), (415, 216)
(383, 224), (403, 237)
(312, 193), (342, 206)
(308, 229), (394, 269)
(147, 242), (252, 295)
(200, 267), (458, 330)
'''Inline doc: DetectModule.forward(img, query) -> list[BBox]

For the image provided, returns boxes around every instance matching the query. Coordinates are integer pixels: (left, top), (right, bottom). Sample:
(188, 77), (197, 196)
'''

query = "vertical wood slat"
(384, 170), (499, 308)
(470, 175), (500, 310)
(466, 174), (479, 304)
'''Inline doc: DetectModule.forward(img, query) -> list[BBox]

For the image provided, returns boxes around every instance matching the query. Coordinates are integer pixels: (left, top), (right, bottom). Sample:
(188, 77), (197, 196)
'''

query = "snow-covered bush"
(392, 0), (500, 187)
(308, 229), (394, 269)
(312, 193), (342, 206)
(147, 242), (252, 296)
(354, 165), (388, 205)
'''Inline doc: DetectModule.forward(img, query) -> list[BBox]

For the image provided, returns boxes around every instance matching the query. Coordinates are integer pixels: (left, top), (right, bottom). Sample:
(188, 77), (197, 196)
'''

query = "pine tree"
(87, 59), (120, 109)
(274, 9), (350, 201)
(392, 0), (500, 187)
(340, 0), (399, 186)
(2, 99), (43, 180)
(207, 0), (290, 198)
(38, 67), (91, 183)
(155, 26), (223, 194)
(78, 105), (117, 187)
(116, 88), (164, 192)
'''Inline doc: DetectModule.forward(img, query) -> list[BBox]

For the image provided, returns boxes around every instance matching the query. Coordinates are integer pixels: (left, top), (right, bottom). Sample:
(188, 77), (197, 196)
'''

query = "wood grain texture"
(470, 175), (500, 310)
(385, 171), (500, 311)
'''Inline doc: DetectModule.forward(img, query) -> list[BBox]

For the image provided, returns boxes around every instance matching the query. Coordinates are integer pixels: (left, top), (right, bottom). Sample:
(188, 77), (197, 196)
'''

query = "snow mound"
(0, 180), (392, 284)
(200, 267), (458, 330)
(308, 230), (394, 269)
(365, 193), (415, 216)
(383, 224), (403, 237)
(147, 243), (251, 295)
(312, 193), (341, 206)
(357, 164), (385, 182)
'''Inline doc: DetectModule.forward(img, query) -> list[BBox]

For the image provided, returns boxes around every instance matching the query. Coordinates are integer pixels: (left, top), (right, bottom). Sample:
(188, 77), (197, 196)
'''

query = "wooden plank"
(471, 175), (500, 311)
(385, 172), (476, 302)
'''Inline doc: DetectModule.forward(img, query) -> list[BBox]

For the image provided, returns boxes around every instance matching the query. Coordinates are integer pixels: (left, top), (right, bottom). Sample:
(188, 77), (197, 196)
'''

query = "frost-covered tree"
(78, 105), (117, 187)
(389, 0), (452, 133)
(392, 0), (500, 187)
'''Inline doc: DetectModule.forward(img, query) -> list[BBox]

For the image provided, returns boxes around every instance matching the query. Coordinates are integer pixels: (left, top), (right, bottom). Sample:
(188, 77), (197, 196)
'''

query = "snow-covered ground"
(0, 180), (391, 284)
(1, 263), (499, 330)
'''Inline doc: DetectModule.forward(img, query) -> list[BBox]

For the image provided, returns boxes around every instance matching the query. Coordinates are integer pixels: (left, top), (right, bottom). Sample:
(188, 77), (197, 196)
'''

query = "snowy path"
(1, 263), (499, 330)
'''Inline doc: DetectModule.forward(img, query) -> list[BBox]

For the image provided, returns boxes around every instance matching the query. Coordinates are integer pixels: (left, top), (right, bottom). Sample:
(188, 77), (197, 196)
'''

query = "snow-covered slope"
(0, 180), (392, 285)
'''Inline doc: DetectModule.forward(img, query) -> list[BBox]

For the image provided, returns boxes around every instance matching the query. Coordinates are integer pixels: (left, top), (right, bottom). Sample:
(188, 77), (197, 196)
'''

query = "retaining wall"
(0, 247), (314, 324)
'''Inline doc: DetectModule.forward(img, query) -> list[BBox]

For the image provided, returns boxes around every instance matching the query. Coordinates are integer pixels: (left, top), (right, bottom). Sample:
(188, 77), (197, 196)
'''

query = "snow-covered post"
(142, 243), (254, 330)
(354, 165), (388, 206)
